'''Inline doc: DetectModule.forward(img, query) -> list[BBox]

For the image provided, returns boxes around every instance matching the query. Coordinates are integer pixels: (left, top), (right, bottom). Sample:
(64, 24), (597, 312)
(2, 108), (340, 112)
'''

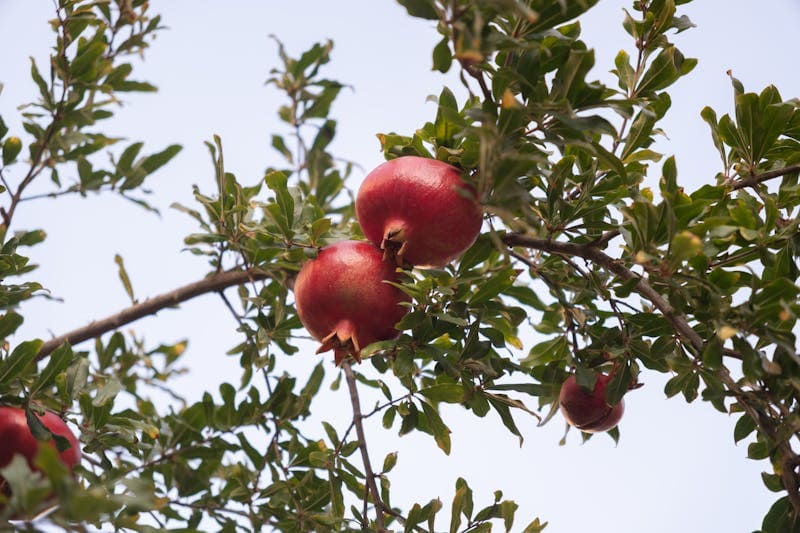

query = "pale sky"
(1, 1), (800, 532)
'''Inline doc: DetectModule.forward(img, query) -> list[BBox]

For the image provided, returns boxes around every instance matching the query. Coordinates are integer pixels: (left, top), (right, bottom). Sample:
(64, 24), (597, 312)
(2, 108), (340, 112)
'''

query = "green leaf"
(733, 413), (757, 444)
(522, 336), (569, 366)
(419, 383), (467, 403)
(501, 499), (518, 532)
(530, 0), (598, 32)
(420, 401), (451, 455)
(93, 378), (122, 406)
(382, 452), (398, 473)
(104, 62), (133, 88)
(469, 267), (518, 304)
(270, 134), (293, 163)
(761, 497), (800, 533)
(17, 229), (46, 247)
(118, 142), (143, 172)
(487, 396), (523, 445)
(62, 356), (90, 403)
(303, 81), (342, 120)
(330, 474), (345, 519)
(621, 107), (659, 160)
(30, 342), (74, 398)
(701, 106), (727, 167)
(310, 217), (331, 244)
(747, 441), (769, 460)
(426, 498), (443, 531)
(636, 46), (696, 95)
(664, 370), (698, 402)
(522, 517), (548, 533)
(115, 79), (157, 92)
(25, 409), (53, 442)
(398, 0), (438, 20)
(77, 157), (94, 186)
(605, 364), (630, 407)
(0, 311), (24, 340)
(264, 170), (295, 238)
(114, 254), (136, 303)
(382, 405), (396, 429)
(487, 382), (552, 397)
(140, 144), (182, 175)
(30, 57), (53, 108)
(762, 473), (784, 493)
(70, 40), (107, 79)
(551, 48), (596, 103)
(614, 50), (635, 92)
(449, 479), (472, 533)
(238, 433), (266, 470)
(701, 337), (723, 370)
(433, 36), (452, 73)
(434, 87), (461, 148)
(0, 339), (42, 386)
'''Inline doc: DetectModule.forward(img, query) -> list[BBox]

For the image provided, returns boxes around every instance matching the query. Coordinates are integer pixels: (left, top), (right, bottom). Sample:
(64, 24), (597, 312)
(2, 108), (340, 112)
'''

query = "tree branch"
(3, 6), (72, 230)
(731, 164), (800, 191)
(502, 233), (704, 352)
(503, 232), (800, 516)
(342, 361), (386, 532)
(37, 268), (269, 360)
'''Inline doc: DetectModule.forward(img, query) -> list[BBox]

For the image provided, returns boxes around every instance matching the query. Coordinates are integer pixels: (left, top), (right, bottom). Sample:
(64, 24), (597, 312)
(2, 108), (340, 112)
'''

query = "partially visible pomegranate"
(294, 240), (410, 365)
(558, 373), (625, 433)
(0, 406), (81, 497)
(355, 156), (483, 268)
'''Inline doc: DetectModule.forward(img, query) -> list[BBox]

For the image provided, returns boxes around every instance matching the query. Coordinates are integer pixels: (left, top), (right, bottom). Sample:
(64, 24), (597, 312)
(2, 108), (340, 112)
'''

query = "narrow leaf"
(0, 340), (42, 385)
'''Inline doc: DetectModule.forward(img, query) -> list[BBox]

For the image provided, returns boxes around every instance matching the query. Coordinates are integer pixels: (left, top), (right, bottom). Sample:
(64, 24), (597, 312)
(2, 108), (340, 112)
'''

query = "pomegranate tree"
(294, 240), (410, 365)
(355, 156), (483, 267)
(558, 373), (625, 433)
(0, 406), (81, 494)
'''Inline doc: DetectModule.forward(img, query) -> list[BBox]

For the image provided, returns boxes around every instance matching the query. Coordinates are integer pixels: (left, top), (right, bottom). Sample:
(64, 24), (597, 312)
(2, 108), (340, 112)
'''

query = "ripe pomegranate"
(355, 156), (483, 267)
(294, 240), (410, 365)
(0, 406), (80, 493)
(558, 373), (625, 433)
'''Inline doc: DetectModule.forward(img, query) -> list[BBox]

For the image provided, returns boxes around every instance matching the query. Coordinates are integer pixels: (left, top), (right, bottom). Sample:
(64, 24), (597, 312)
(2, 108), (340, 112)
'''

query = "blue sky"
(1, 1), (800, 531)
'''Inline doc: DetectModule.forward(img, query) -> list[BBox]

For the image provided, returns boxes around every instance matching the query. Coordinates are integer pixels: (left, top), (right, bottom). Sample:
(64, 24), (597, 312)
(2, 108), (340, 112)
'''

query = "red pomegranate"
(558, 373), (625, 433)
(355, 156), (483, 267)
(0, 406), (81, 484)
(294, 240), (410, 365)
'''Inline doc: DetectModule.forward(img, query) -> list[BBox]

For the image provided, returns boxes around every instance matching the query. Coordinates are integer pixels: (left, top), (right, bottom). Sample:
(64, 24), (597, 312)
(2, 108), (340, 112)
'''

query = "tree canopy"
(0, 0), (799, 531)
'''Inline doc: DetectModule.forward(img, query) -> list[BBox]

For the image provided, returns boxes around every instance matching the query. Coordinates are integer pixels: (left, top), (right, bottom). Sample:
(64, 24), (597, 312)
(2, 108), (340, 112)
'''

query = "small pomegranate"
(355, 156), (483, 267)
(294, 240), (410, 365)
(558, 373), (624, 433)
(0, 406), (81, 496)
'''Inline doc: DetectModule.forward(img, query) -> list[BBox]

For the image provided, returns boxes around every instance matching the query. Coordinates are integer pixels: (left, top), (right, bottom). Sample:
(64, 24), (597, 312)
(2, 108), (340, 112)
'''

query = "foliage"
(0, 0), (798, 531)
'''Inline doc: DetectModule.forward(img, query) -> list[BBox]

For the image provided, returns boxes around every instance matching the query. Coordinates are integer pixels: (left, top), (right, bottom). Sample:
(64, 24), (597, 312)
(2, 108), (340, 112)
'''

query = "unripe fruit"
(294, 240), (409, 365)
(356, 156), (483, 267)
(2, 136), (22, 166)
(558, 374), (624, 433)
(0, 406), (81, 483)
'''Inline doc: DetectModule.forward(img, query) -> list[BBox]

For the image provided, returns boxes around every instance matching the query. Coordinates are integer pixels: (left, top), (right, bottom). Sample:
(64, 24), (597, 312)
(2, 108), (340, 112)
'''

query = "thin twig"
(503, 231), (800, 516)
(342, 361), (386, 532)
(19, 189), (80, 203)
(731, 164), (800, 191)
(503, 233), (705, 351)
(466, 67), (494, 104)
(37, 268), (270, 360)
(589, 229), (621, 249)
(336, 392), (415, 457)
(3, 5), (71, 229)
